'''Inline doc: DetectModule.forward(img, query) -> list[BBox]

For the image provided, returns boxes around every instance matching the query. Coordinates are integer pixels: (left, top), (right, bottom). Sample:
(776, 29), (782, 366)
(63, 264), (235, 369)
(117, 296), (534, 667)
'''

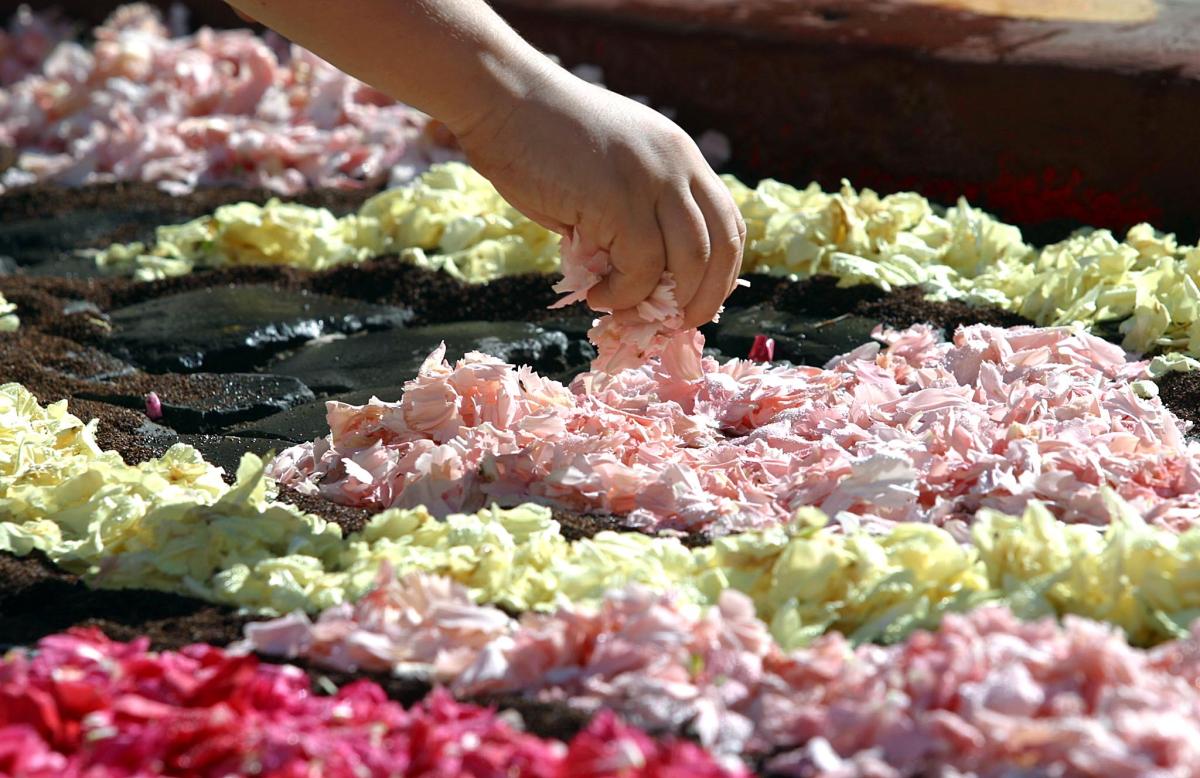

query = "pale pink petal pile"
(241, 570), (782, 755)
(0, 4), (455, 194)
(765, 605), (1200, 777)
(243, 571), (1200, 775)
(269, 322), (1200, 534)
(243, 564), (512, 679)
(0, 5), (72, 86)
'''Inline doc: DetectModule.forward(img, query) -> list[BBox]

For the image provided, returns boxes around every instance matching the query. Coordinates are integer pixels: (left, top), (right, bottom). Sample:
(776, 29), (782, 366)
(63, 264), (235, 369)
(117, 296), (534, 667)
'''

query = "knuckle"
(658, 125), (696, 158)
(718, 229), (743, 255)
(707, 228), (743, 268)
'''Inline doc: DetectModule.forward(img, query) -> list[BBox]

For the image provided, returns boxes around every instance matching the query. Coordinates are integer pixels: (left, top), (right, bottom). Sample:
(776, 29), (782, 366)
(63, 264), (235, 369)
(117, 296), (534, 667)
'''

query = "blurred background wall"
(5, 0), (1200, 243)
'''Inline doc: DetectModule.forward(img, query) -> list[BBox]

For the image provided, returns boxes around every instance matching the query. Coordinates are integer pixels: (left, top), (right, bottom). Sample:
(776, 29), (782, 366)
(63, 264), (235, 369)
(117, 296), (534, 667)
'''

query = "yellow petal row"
(0, 293), (17, 332)
(94, 162), (1200, 358)
(95, 164), (560, 283)
(5, 382), (1200, 649)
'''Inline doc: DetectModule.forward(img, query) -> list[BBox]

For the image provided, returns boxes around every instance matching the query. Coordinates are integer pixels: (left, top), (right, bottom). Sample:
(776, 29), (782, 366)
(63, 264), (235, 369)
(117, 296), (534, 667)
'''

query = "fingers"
(680, 174), (745, 328)
(588, 175), (743, 326)
(588, 208), (666, 312)
(655, 187), (710, 310)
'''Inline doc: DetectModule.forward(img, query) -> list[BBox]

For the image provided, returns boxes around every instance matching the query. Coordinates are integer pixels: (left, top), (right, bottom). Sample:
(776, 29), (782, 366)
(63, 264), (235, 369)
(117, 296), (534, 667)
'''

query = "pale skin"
(226, 0), (745, 327)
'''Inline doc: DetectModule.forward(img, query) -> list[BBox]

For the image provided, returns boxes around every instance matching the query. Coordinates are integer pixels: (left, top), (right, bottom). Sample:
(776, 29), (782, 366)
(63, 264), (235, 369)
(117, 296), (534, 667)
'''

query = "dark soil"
(768, 274), (886, 315)
(274, 485), (709, 548)
(313, 259), (575, 324)
(2, 257), (583, 328)
(0, 329), (117, 398)
(0, 181), (375, 225)
(1157, 371), (1200, 430)
(0, 552), (252, 651)
(78, 370), (283, 404)
(0, 330), (178, 458)
(857, 285), (1032, 331)
(552, 508), (712, 547)
(276, 485), (377, 536)
(552, 508), (642, 541)
(275, 659), (595, 742)
(472, 693), (595, 743)
(772, 274), (1031, 332)
(0, 277), (116, 341)
(68, 398), (178, 465)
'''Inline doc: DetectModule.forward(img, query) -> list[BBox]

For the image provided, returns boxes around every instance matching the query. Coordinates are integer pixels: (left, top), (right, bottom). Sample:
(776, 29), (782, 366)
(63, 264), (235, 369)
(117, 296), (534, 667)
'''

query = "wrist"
(443, 37), (564, 142)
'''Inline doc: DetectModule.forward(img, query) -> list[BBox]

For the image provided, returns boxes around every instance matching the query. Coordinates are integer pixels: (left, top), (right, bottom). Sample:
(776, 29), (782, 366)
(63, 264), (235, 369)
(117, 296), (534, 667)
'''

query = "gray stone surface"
(0, 202), (268, 273)
(178, 434), (289, 476)
(135, 418), (183, 459)
(538, 312), (596, 341)
(77, 373), (315, 434)
(265, 321), (589, 393)
(47, 346), (138, 383)
(103, 285), (413, 372)
(231, 386), (403, 443)
(21, 256), (108, 279)
(707, 304), (879, 366)
(0, 209), (162, 269)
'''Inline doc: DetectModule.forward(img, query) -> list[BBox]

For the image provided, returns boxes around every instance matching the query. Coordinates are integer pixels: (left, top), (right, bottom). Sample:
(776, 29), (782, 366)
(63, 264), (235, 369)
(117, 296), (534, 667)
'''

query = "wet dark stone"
(22, 255), (108, 279)
(59, 347), (139, 382)
(0, 551), (253, 652)
(0, 182), (369, 276)
(538, 312), (595, 340)
(103, 285), (414, 373)
(0, 207), (223, 271)
(231, 385), (402, 443)
(0, 209), (148, 267)
(77, 373), (315, 434)
(705, 303), (878, 366)
(135, 417), (182, 457)
(62, 299), (105, 317)
(178, 434), (288, 476)
(0, 207), (218, 275)
(265, 321), (586, 394)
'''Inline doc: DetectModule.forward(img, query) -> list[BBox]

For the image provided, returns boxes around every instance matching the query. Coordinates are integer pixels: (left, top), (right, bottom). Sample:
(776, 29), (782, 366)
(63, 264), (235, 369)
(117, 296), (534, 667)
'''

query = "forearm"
(226, 0), (557, 134)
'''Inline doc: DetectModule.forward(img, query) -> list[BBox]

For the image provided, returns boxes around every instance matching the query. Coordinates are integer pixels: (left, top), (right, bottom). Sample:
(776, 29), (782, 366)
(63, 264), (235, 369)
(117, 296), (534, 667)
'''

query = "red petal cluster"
(747, 335), (775, 363)
(0, 629), (745, 778)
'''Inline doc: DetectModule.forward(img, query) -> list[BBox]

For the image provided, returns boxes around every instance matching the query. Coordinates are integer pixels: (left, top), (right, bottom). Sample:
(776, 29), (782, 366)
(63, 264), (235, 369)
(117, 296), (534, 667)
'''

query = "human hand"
(222, 0), (742, 325)
(451, 65), (745, 328)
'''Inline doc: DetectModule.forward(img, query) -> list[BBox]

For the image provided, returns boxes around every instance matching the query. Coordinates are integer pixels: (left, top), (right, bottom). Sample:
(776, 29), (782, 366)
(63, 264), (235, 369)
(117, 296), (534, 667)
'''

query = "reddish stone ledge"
(7, 0), (244, 27)
(494, 0), (1200, 238)
(9, 0), (1200, 238)
(500, 0), (1200, 76)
